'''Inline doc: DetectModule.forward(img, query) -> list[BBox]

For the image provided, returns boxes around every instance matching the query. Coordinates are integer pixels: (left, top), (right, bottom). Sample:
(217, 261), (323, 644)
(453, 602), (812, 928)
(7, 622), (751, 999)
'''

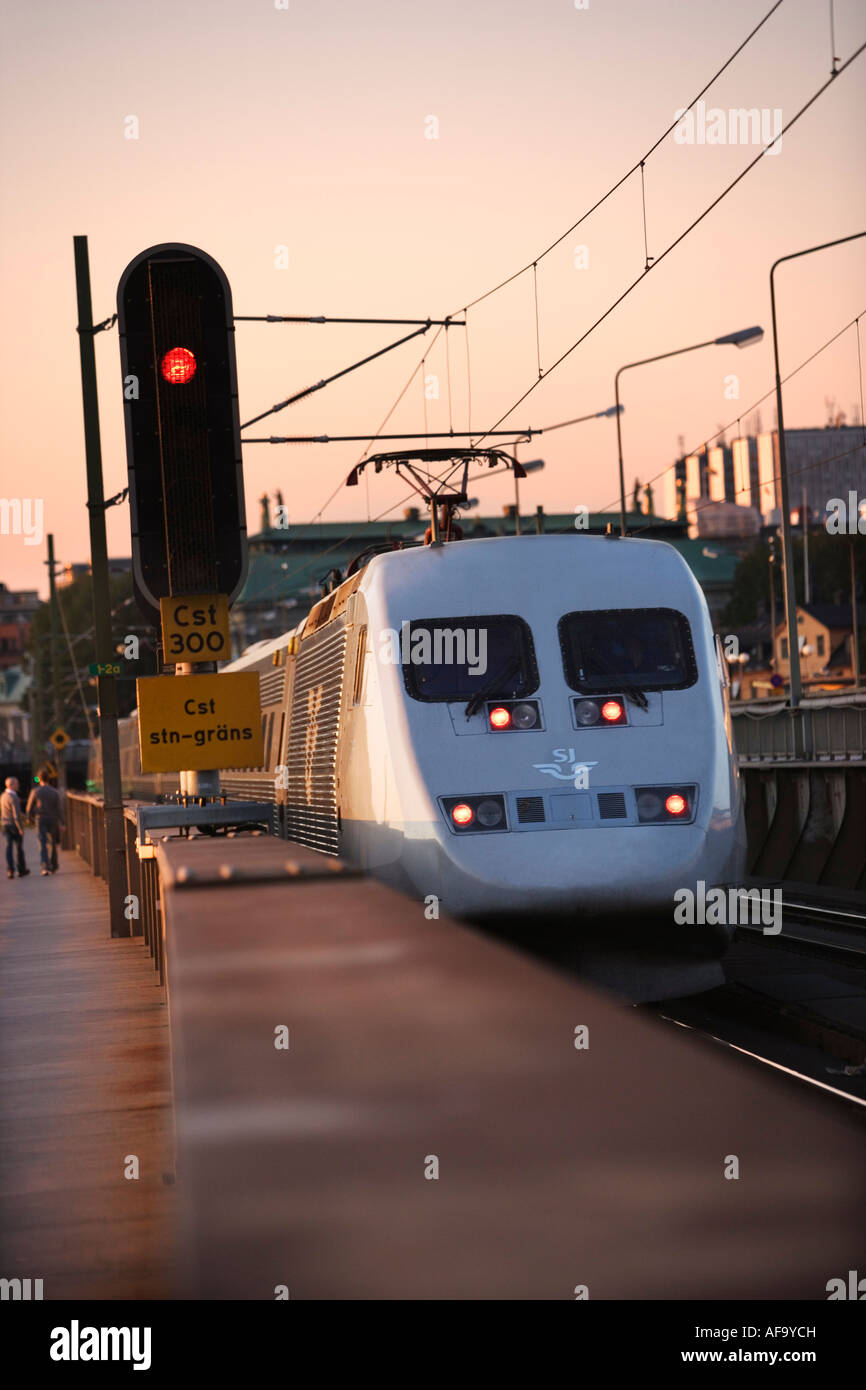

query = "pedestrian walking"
(26, 770), (64, 876)
(1, 776), (30, 879)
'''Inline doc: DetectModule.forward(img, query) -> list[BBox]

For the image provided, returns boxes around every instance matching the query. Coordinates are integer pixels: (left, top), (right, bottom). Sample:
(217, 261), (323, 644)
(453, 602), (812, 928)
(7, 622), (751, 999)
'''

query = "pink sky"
(2, 0), (865, 597)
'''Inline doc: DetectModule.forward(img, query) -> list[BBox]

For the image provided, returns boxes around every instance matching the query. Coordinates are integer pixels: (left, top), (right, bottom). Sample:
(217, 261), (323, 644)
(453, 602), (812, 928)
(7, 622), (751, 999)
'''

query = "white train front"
(221, 532), (746, 945)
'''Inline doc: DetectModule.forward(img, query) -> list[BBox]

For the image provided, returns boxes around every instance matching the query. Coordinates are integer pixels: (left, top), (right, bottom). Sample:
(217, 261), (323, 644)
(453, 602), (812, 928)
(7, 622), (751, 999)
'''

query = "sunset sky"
(2, 0), (864, 596)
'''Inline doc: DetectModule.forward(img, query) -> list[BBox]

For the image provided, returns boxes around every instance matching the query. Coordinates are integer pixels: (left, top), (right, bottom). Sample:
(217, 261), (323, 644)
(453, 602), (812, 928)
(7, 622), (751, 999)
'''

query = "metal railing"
(64, 793), (165, 983)
(732, 692), (866, 763)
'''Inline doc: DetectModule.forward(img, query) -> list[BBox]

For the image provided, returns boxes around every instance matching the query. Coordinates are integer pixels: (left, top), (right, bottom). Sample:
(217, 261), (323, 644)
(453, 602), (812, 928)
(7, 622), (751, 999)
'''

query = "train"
(95, 531), (746, 953)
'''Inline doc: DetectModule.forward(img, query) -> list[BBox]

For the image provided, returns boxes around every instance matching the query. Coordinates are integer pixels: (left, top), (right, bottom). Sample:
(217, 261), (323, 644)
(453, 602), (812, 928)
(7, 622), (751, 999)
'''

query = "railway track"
(654, 1010), (866, 1108)
(494, 898), (866, 1107)
(651, 900), (866, 1107)
(733, 898), (866, 963)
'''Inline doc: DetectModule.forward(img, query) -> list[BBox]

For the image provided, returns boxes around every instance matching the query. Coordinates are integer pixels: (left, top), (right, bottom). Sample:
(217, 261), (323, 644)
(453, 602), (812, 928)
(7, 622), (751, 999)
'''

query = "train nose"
(437, 823), (744, 922)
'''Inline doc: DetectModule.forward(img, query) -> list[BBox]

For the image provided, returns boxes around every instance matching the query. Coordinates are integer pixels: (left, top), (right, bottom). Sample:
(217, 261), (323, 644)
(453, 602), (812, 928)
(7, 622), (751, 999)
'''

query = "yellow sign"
(160, 593), (231, 664)
(49, 728), (70, 750)
(137, 673), (263, 772)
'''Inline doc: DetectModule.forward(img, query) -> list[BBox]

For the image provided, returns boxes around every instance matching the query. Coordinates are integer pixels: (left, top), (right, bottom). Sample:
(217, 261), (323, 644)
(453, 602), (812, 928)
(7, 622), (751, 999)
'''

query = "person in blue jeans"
(1, 776), (30, 878)
(26, 771), (64, 875)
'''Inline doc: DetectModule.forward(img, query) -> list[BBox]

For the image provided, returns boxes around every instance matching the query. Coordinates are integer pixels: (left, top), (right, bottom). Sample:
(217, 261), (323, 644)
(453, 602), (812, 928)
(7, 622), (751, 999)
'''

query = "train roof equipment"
(346, 447), (527, 545)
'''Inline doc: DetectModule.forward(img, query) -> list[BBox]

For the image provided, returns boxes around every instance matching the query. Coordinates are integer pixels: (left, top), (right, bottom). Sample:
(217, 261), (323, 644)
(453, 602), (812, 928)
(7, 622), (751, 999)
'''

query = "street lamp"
(770, 231), (866, 711)
(614, 326), (764, 536)
(512, 456), (545, 534)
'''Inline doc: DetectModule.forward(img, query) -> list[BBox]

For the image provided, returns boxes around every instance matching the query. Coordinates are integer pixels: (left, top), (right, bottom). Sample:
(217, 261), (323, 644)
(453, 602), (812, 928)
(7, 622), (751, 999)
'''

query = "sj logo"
(532, 748), (598, 785)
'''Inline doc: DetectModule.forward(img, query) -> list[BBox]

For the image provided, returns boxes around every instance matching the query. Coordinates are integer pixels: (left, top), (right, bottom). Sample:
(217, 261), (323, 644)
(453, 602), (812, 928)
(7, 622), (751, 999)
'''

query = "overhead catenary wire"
(462, 0), (787, 312)
(290, 0), (792, 529)
(260, 2), (855, 596)
(593, 309), (866, 517)
(472, 39), (866, 445)
(239, 320), (452, 432)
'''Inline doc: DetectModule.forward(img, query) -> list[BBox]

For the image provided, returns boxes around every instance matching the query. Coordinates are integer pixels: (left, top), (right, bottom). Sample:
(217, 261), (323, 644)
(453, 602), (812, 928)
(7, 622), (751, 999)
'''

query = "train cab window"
(402, 615), (538, 703)
(558, 608), (697, 693)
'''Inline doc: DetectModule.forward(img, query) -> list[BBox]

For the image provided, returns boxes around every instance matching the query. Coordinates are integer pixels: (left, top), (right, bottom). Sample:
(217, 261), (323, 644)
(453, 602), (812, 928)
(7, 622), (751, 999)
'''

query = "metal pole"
(29, 643), (43, 784)
(614, 338), (721, 539)
(73, 235), (128, 938)
(802, 485), (810, 605)
(513, 440), (521, 535)
(46, 534), (65, 793)
(769, 232), (866, 709)
(852, 537), (861, 690)
(769, 546), (777, 684)
(769, 276), (802, 709)
(615, 370), (627, 536)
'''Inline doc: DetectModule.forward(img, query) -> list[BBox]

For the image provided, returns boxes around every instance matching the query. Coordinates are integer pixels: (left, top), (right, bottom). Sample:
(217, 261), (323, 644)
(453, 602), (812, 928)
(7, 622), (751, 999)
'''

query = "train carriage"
(215, 532), (746, 940)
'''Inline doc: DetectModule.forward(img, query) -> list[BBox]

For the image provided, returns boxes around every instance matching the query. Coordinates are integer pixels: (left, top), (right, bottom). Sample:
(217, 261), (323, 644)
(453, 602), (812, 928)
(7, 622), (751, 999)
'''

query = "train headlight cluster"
(476, 798), (505, 827)
(443, 794), (508, 832)
(573, 697), (627, 727)
(635, 785), (696, 823)
(486, 700), (541, 731)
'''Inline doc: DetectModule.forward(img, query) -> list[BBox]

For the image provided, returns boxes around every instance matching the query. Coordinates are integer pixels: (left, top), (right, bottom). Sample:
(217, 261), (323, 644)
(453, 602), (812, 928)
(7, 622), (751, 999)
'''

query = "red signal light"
(452, 803), (474, 826)
(601, 700), (624, 723)
(160, 346), (197, 385)
(665, 793), (687, 816)
(489, 706), (512, 730)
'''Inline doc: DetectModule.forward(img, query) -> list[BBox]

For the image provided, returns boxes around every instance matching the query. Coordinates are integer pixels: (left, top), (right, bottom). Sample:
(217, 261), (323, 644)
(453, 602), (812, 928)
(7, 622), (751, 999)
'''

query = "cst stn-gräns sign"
(136, 673), (263, 772)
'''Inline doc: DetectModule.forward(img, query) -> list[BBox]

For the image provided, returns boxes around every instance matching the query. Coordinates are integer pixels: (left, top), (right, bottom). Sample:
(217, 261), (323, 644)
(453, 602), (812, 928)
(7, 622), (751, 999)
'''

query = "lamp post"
(770, 231), (865, 709)
(614, 326), (764, 536)
(512, 456), (545, 534)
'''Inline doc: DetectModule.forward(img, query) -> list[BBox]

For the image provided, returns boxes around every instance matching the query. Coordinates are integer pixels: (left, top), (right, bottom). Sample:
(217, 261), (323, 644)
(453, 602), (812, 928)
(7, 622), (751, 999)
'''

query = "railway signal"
(116, 243), (247, 627)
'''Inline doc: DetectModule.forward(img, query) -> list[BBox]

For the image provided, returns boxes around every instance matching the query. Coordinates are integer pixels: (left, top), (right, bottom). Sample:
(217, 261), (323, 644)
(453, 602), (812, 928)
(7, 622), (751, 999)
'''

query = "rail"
(732, 691), (866, 763)
(64, 792), (165, 981)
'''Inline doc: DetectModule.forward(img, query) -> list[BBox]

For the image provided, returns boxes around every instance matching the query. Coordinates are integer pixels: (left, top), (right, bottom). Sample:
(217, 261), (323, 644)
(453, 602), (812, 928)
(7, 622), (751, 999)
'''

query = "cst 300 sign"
(159, 593), (230, 661)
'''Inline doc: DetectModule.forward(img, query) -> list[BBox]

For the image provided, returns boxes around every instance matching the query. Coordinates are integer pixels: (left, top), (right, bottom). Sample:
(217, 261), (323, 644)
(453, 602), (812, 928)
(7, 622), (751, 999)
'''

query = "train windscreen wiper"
(464, 654), (522, 718)
(580, 653), (649, 710)
(613, 680), (649, 711)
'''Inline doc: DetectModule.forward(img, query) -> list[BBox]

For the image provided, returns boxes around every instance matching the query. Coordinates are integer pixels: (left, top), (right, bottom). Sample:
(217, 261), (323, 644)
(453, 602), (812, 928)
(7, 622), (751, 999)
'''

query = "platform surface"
(159, 836), (866, 1300)
(0, 845), (177, 1299)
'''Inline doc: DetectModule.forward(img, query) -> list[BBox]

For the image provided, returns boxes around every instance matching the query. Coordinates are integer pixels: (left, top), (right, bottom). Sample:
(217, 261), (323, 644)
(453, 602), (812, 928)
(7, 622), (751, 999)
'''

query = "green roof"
(237, 514), (735, 610)
(666, 538), (738, 585)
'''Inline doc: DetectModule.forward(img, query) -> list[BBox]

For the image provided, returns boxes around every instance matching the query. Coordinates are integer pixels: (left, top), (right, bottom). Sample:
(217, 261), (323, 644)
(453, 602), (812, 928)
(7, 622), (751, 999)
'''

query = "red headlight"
(665, 793), (687, 816)
(489, 706), (512, 730)
(451, 803), (474, 826)
(601, 700), (624, 723)
(160, 346), (197, 384)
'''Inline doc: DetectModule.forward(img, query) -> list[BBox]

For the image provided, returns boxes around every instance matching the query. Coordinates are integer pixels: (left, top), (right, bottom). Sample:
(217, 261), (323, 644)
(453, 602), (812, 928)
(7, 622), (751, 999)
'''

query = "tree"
(24, 572), (158, 740)
(721, 532), (866, 663)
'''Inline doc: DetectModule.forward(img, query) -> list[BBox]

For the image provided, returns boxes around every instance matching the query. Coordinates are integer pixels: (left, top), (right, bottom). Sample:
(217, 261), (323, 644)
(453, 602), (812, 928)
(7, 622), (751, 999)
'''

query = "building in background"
(0, 582), (40, 671)
(774, 603), (865, 686)
(0, 665), (31, 779)
(56, 558), (130, 587)
(229, 494), (739, 653)
(664, 424), (865, 538)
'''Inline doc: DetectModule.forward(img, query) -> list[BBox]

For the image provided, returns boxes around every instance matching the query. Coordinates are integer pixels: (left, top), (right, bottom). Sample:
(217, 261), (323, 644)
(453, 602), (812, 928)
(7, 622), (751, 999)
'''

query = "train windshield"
(402, 615), (538, 702)
(558, 607), (697, 693)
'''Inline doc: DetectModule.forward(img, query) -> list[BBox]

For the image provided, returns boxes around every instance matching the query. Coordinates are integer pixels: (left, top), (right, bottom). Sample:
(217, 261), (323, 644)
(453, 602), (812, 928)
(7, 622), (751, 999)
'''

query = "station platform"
(0, 847), (177, 1299)
(158, 835), (866, 1301)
